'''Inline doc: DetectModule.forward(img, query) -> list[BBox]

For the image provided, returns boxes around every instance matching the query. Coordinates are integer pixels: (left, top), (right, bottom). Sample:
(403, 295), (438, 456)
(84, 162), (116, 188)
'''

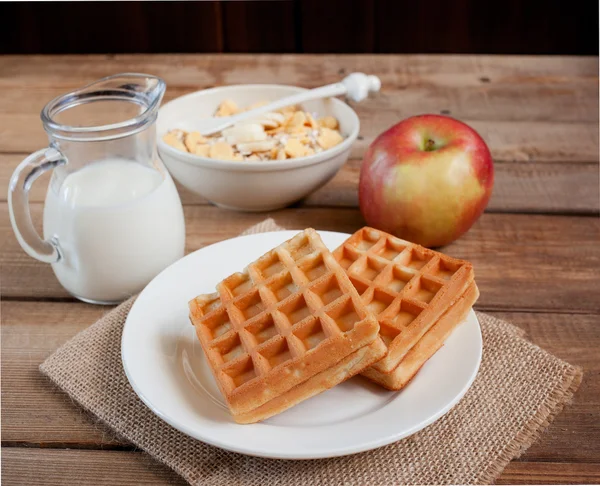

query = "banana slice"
(236, 112), (286, 129)
(222, 123), (267, 144)
(263, 112), (285, 126)
(235, 118), (277, 129)
(236, 140), (276, 153)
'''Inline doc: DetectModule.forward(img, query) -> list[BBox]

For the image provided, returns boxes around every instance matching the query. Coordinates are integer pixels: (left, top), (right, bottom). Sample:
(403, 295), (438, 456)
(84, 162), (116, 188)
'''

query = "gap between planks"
(1, 82), (598, 124)
(2, 206), (600, 313)
(0, 154), (598, 215)
(1, 119), (598, 162)
(0, 54), (597, 89)
(2, 295), (600, 316)
(1, 56), (598, 160)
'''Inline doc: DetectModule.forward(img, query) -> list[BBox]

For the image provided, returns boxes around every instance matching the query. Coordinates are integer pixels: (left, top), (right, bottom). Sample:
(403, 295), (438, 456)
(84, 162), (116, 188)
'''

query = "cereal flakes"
(163, 99), (345, 162)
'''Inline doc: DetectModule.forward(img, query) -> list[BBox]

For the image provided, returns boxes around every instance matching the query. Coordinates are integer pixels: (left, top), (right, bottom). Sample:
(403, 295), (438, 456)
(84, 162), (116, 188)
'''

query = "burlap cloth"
(40, 219), (582, 485)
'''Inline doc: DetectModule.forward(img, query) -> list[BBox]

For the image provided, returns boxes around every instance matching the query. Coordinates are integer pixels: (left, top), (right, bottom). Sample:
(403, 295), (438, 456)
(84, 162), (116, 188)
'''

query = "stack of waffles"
(189, 229), (386, 424)
(333, 227), (479, 390)
(189, 227), (478, 423)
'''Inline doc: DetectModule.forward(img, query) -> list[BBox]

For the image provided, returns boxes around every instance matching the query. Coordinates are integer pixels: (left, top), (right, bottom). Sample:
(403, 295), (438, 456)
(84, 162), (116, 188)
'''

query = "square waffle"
(189, 229), (386, 424)
(333, 227), (475, 380)
(362, 282), (479, 390)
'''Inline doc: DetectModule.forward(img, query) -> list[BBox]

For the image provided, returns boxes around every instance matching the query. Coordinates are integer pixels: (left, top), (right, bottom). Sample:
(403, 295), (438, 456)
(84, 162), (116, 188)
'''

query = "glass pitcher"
(8, 73), (186, 304)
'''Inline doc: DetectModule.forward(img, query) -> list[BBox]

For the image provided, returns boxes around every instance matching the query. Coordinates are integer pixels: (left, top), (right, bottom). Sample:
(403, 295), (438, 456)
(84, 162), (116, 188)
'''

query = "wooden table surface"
(1, 54), (599, 485)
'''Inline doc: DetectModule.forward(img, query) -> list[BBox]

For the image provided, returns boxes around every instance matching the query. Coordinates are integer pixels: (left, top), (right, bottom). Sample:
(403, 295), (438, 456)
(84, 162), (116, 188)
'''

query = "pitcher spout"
(109, 73), (166, 115)
(41, 73), (166, 142)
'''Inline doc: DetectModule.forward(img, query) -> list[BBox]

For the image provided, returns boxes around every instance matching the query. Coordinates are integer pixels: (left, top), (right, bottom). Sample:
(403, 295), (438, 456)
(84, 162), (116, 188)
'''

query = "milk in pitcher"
(44, 158), (185, 303)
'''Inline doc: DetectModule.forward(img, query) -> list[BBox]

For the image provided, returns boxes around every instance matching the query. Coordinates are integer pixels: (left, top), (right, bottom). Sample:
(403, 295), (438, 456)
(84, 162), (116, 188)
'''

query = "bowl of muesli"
(157, 84), (359, 211)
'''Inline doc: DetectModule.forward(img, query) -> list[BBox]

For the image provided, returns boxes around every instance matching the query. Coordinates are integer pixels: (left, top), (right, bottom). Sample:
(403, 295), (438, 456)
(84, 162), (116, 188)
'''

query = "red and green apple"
(359, 114), (494, 247)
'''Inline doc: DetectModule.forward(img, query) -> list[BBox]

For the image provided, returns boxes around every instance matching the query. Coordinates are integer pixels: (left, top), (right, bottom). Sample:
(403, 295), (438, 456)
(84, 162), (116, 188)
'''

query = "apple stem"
(424, 139), (436, 151)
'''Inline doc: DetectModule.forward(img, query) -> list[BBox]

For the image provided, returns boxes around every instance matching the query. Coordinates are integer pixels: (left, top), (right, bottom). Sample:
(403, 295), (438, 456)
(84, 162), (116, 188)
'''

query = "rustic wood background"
(1, 54), (599, 484)
(1, 0), (597, 55)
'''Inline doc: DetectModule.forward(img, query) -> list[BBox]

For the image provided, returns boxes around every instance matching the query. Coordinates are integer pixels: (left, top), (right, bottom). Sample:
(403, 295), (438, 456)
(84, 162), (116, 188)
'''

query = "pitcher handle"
(8, 147), (67, 263)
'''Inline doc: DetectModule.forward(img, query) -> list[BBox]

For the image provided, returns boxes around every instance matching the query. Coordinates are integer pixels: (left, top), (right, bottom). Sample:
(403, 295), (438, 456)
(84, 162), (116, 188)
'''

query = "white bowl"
(157, 85), (359, 211)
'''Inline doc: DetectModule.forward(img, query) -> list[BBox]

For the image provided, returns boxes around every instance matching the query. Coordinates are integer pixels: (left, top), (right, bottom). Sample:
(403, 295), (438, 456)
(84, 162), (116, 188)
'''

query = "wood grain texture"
(2, 79), (597, 124)
(0, 55), (597, 125)
(1, 56), (596, 162)
(2, 302), (599, 463)
(3, 448), (599, 485)
(1, 302), (125, 448)
(221, 1), (296, 53)
(2, 205), (599, 312)
(1, 54), (598, 485)
(299, 0), (375, 53)
(375, 0), (597, 56)
(1, 115), (598, 166)
(490, 312), (600, 463)
(2, 154), (597, 214)
(1, 449), (185, 486)
(1, 54), (596, 89)
(497, 462), (600, 485)
(0, 56), (597, 158)
(376, 0), (472, 54)
(0, 0), (596, 56)
(0, 2), (224, 55)
(2, 450), (599, 486)
(1, 116), (596, 163)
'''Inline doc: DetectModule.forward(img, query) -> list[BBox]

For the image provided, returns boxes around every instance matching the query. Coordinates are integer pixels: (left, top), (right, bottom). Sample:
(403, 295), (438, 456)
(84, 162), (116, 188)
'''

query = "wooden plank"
(364, 81), (598, 124)
(303, 159), (598, 214)
(221, 1), (296, 53)
(0, 0), (596, 57)
(2, 205), (599, 311)
(183, 159), (599, 214)
(1, 57), (596, 162)
(483, 161), (600, 215)
(375, 1), (597, 56)
(497, 462), (600, 485)
(0, 53), (598, 122)
(1, 55), (596, 90)
(1, 302), (127, 448)
(375, 0), (471, 54)
(490, 312), (600, 463)
(1, 115), (597, 163)
(299, 0), (375, 53)
(1, 61), (597, 123)
(0, 2), (223, 55)
(2, 302), (598, 460)
(1, 449), (600, 486)
(2, 154), (597, 214)
(1, 75), (597, 128)
(1, 448), (185, 486)
(2, 450), (600, 486)
(1, 58), (597, 157)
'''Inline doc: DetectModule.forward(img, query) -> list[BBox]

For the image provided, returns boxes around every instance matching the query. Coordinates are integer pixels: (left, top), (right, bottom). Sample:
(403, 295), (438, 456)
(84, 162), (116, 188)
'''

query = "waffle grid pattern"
(362, 282), (480, 390)
(190, 230), (373, 399)
(333, 227), (473, 369)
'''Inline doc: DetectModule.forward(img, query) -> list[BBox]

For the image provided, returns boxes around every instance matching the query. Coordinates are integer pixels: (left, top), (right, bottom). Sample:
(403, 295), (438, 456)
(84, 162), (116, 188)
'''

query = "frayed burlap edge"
(478, 363), (583, 484)
(40, 359), (186, 479)
(42, 375), (132, 447)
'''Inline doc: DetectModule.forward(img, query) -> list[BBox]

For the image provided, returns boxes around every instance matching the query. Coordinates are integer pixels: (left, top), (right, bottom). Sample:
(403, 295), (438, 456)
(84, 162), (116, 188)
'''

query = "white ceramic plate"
(122, 231), (482, 459)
